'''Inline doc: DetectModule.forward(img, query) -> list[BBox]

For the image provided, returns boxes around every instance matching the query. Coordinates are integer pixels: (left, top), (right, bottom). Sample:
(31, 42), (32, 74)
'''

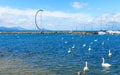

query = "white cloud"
(0, 6), (92, 30)
(96, 13), (120, 23)
(0, 6), (120, 30)
(72, 2), (87, 9)
(0, 7), (36, 29)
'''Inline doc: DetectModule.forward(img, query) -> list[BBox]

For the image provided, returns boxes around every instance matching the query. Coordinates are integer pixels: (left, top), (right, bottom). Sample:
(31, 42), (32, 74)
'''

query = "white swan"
(68, 48), (71, 54)
(108, 49), (112, 57)
(72, 44), (75, 49)
(102, 58), (111, 67)
(88, 46), (92, 51)
(84, 61), (89, 72)
(82, 44), (86, 47)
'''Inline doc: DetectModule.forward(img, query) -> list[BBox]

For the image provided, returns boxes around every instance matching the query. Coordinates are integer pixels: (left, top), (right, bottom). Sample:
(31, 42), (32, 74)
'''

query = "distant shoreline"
(0, 31), (120, 34)
(0, 31), (98, 34)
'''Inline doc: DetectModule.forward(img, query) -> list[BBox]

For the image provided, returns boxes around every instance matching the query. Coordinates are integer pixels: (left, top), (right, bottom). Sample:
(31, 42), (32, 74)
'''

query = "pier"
(0, 31), (98, 34)
(0, 31), (109, 34)
(0, 31), (120, 34)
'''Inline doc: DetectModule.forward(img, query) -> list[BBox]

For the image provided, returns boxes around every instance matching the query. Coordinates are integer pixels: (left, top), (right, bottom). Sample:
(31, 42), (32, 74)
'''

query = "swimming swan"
(102, 58), (111, 67)
(68, 48), (71, 54)
(82, 44), (86, 47)
(84, 61), (89, 72)
(108, 49), (112, 57)
(88, 46), (92, 51)
(72, 44), (75, 49)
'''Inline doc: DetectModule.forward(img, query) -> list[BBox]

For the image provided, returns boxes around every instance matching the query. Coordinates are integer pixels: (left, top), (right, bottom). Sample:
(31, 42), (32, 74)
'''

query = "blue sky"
(0, 0), (120, 30)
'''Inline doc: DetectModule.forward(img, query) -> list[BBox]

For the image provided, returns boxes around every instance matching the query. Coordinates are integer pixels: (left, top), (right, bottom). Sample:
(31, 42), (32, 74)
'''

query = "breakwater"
(0, 31), (120, 34)
(0, 31), (98, 34)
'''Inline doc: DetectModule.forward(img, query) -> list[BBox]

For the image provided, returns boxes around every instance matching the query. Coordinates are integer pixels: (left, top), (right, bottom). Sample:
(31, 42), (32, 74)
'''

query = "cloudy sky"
(0, 0), (120, 30)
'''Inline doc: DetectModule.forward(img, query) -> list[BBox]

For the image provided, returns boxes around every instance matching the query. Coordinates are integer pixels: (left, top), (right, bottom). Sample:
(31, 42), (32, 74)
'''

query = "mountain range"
(0, 26), (25, 31)
(0, 26), (52, 32)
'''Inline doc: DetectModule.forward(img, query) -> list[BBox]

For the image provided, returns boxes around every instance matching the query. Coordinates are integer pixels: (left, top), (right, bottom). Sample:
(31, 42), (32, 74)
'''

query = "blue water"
(0, 34), (120, 75)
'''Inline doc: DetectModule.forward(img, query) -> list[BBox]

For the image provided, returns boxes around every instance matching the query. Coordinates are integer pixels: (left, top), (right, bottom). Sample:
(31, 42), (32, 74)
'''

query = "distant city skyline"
(0, 0), (120, 30)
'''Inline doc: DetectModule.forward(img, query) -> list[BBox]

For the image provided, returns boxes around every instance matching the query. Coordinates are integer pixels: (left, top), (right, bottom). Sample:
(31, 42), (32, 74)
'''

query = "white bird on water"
(94, 39), (98, 42)
(82, 44), (86, 47)
(72, 44), (75, 49)
(102, 58), (111, 68)
(84, 61), (89, 72)
(108, 49), (112, 57)
(68, 48), (71, 54)
(88, 46), (92, 51)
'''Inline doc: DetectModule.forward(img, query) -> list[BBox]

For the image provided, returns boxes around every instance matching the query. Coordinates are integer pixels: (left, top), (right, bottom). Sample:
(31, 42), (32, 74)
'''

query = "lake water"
(0, 34), (120, 75)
